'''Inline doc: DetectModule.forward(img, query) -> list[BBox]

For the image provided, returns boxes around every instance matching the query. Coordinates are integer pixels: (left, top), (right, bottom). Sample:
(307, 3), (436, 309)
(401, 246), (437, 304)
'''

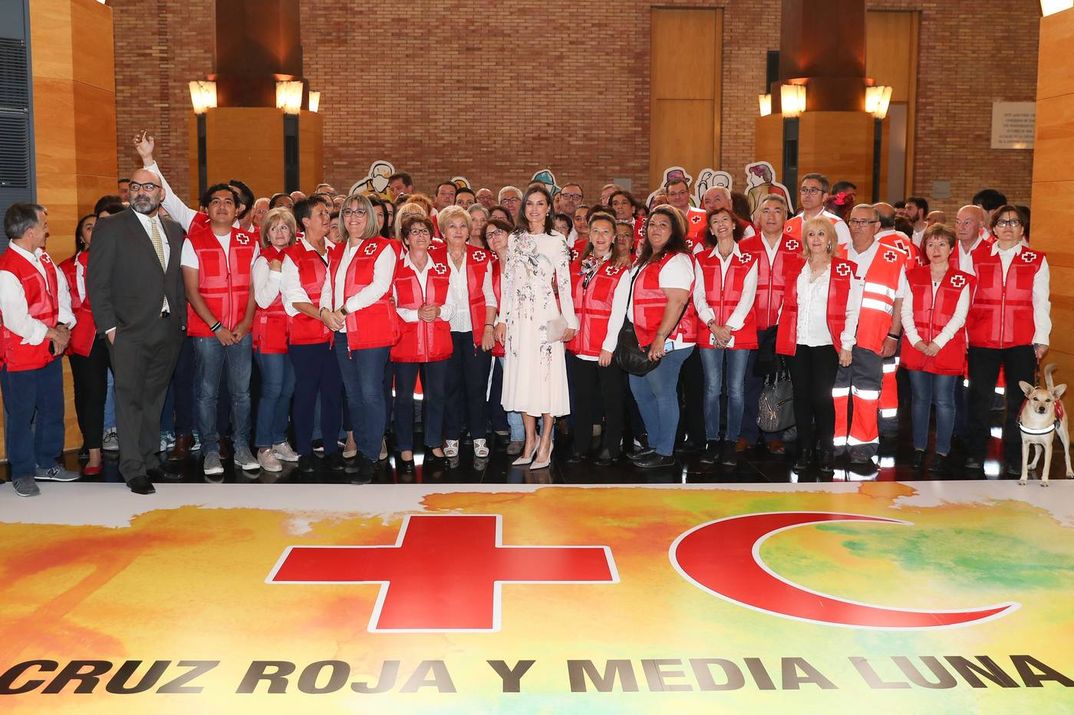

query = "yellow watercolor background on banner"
(1, 482), (1073, 714)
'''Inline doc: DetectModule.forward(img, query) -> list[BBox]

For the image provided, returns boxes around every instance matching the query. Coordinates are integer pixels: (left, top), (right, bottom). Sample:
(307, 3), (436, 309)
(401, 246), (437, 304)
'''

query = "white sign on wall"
(990, 101), (1036, 149)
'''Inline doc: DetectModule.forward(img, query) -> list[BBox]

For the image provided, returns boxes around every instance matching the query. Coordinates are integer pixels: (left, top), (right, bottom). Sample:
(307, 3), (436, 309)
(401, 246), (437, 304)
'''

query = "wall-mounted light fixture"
(275, 80), (303, 115)
(308, 91), (320, 113)
(780, 83), (806, 118)
(1041, 0), (1073, 16)
(758, 93), (772, 117)
(188, 80), (217, 115)
(865, 85), (893, 120)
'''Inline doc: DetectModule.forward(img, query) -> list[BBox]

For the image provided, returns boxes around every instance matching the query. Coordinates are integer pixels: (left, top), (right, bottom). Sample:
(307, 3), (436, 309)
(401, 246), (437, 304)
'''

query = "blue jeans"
(335, 339), (390, 460)
(393, 359), (449, 451)
(699, 347), (749, 442)
(0, 360), (64, 478)
(255, 349), (295, 447)
(104, 368), (116, 431)
(628, 346), (693, 456)
(193, 334), (252, 455)
(908, 370), (957, 455)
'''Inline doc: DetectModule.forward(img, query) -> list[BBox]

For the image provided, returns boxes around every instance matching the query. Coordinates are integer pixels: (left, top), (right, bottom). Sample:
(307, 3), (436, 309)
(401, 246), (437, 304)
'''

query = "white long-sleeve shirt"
(965, 241), (1051, 346)
(252, 254), (284, 309)
(0, 243), (76, 346)
(445, 250), (496, 333)
(320, 240), (397, 325)
(691, 244), (758, 349)
(792, 263), (862, 350)
(899, 273), (971, 349)
(280, 237), (327, 317)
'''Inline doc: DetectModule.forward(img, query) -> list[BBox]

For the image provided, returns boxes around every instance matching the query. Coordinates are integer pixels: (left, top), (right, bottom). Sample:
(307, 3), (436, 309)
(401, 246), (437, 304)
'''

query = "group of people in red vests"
(0, 136), (1048, 496)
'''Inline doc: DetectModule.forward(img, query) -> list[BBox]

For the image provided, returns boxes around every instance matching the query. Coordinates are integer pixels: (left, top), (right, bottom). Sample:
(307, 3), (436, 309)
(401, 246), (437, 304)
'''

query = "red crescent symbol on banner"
(670, 512), (1019, 629)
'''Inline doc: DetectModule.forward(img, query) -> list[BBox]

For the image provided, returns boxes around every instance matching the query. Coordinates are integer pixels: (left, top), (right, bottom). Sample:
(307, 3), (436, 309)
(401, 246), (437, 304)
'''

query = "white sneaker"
(258, 448), (283, 472)
(444, 439), (460, 458)
(272, 442), (300, 462)
(102, 429), (119, 452)
(473, 438), (490, 458)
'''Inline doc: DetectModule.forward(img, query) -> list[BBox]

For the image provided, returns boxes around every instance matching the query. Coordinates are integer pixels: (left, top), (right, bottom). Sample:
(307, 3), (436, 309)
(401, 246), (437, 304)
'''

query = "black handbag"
(615, 318), (659, 376)
(757, 360), (795, 433)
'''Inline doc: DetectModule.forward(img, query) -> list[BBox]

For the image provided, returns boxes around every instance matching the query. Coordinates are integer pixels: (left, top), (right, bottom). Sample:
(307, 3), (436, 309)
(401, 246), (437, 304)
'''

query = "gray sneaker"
(203, 451), (224, 477)
(102, 428), (119, 452)
(13, 475), (41, 497)
(35, 465), (80, 482)
(233, 444), (259, 471)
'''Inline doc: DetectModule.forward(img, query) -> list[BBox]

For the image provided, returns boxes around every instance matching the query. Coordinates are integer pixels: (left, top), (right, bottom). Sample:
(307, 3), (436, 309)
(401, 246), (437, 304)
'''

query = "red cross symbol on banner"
(267, 514), (618, 632)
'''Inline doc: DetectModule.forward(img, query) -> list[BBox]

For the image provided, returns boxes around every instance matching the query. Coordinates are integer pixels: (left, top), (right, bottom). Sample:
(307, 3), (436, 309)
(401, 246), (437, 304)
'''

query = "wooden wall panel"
(866, 10), (918, 199)
(1031, 9), (1074, 386)
(299, 110), (324, 195)
(798, 111), (874, 198)
(649, 8), (722, 191)
(753, 115), (783, 173)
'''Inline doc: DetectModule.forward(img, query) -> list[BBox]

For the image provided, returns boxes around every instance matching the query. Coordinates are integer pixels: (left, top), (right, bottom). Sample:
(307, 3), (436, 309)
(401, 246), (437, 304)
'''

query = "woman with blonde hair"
(775, 217), (861, 472)
(250, 207), (300, 471)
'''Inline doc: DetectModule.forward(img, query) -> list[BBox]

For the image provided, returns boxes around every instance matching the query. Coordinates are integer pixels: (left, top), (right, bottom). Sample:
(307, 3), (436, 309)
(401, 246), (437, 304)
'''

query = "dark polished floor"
(13, 403), (1056, 488)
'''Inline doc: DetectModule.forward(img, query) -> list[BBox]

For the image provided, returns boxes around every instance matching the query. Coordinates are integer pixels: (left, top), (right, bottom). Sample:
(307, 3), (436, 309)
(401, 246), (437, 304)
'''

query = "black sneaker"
(912, 450), (926, 470)
(719, 442), (738, 468)
(635, 453), (676, 470)
(351, 455), (374, 484)
(698, 441), (720, 465)
(325, 453), (345, 472)
(964, 456), (983, 471)
(928, 454), (947, 474)
(793, 448), (814, 472)
(297, 455), (317, 474)
(818, 449), (835, 473)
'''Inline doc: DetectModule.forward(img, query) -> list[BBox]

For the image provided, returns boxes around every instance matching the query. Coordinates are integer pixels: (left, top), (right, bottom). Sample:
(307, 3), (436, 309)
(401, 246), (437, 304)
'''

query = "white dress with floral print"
(498, 230), (578, 417)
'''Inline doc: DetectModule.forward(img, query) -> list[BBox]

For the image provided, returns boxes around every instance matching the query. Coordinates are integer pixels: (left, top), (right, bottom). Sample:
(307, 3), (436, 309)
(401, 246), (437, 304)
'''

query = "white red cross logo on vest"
(738, 254), (752, 265)
(950, 274), (967, 289)
(432, 262), (447, 275)
(835, 262), (852, 277)
(363, 242), (379, 256)
(235, 233), (251, 245)
(785, 239), (800, 251)
(1022, 250), (1038, 263)
(472, 250), (487, 262)
(883, 250), (900, 263)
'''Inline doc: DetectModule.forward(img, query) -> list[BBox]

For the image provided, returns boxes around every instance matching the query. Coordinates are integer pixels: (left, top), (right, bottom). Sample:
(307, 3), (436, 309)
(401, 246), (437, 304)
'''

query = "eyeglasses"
(408, 228), (431, 237)
(799, 187), (824, 196)
(128, 182), (160, 193)
(561, 192), (583, 201)
(995, 218), (1022, 228)
(342, 208), (368, 218)
(848, 218), (877, 227)
(502, 197), (521, 204)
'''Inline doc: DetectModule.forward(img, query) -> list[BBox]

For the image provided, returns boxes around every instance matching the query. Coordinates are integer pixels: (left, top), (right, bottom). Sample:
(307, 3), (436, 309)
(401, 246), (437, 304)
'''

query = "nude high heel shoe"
(530, 443), (554, 470)
(512, 443), (538, 466)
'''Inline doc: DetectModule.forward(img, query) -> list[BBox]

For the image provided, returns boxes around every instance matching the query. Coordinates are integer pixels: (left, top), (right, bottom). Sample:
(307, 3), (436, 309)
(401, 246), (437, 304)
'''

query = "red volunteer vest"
(0, 248), (60, 371)
(285, 240), (338, 345)
(685, 207), (706, 242)
(853, 237), (909, 353)
(694, 248), (758, 350)
(252, 247), (289, 354)
(60, 251), (97, 357)
(784, 210), (846, 242)
(775, 256), (856, 357)
(901, 267), (973, 376)
(186, 218), (258, 337)
(567, 257), (629, 358)
(335, 238), (399, 350)
(450, 244), (493, 346)
(967, 245), (1044, 349)
(390, 254), (452, 362)
(738, 232), (800, 331)
(631, 251), (697, 348)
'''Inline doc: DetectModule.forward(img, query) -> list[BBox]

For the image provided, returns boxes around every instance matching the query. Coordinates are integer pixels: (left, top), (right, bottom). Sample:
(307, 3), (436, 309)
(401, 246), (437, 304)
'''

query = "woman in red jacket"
(390, 216), (453, 474)
(251, 208), (298, 472)
(61, 213), (107, 476)
(776, 217), (861, 472)
(565, 211), (631, 464)
(901, 224), (972, 472)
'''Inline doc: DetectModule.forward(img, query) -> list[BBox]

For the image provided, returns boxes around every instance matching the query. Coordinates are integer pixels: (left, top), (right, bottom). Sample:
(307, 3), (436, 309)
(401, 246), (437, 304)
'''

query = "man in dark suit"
(87, 167), (186, 494)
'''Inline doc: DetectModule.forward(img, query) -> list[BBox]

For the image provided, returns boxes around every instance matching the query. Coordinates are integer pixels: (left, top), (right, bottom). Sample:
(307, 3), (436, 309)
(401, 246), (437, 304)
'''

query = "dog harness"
(1019, 401), (1064, 436)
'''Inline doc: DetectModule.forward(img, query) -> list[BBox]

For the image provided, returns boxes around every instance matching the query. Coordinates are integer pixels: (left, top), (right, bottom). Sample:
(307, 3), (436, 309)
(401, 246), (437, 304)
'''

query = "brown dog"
(1018, 363), (1073, 486)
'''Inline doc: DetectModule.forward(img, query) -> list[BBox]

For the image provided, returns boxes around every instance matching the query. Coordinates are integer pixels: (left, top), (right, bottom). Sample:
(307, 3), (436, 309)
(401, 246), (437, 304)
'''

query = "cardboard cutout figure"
(745, 161), (791, 215)
(647, 165), (694, 209)
(530, 169), (560, 196)
(451, 176), (471, 190)
(349, 160), (396, 199)
(694, 168), (733, 206)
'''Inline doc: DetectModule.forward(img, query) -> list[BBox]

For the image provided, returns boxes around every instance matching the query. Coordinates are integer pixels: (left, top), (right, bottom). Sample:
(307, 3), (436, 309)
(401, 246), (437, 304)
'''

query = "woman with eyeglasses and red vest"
(483, 219), (525, 452)
(565, 211), (631, 465)
(321, 192), (400, 483)
(390, 215), (454, 474)
(901, 224), (973, 474)
(625, 204), (698, 470)
(281, 195), (344, 474)
(964, 205), (1051, 475)
(776, 217), (862, 473)
(693, 207), (758, 469)
(250, 208), (299, 473)
(60, 213), (108, 477)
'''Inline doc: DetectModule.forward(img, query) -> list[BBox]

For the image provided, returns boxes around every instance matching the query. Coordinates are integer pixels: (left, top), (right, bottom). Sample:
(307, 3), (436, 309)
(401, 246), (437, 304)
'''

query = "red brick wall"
(109, 0), (1038, 214)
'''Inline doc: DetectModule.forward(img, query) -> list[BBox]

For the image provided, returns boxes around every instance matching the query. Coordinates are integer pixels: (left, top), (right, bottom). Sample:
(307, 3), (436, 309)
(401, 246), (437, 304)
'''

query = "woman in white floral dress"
(494, 185), (578, 469)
